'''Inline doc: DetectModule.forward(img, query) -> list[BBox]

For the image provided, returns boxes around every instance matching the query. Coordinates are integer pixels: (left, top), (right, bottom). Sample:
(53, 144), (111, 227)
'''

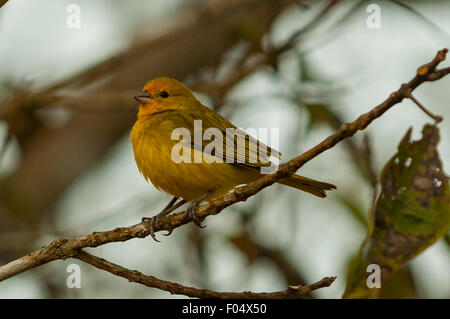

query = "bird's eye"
(160, 91), (169, 98)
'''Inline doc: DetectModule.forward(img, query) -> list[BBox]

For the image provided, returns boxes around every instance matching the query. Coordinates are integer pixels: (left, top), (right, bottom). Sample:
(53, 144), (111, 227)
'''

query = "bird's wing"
(171, 108), (281, 168)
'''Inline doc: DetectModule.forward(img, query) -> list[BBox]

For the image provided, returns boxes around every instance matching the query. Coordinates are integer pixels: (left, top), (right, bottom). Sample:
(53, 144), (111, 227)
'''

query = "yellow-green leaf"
(344, 124), (450, 298)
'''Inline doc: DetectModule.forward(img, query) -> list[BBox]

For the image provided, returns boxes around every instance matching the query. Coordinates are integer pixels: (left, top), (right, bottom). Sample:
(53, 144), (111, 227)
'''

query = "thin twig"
(193, 0), (341, 110)
(390, 0), (450, 39)
(405, 89), (443, 122)
(277, 0), (340, 53)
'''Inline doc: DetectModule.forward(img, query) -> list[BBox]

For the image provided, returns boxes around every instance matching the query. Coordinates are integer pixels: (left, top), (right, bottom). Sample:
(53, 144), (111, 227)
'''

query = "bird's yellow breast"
(130, 113), (258, 202)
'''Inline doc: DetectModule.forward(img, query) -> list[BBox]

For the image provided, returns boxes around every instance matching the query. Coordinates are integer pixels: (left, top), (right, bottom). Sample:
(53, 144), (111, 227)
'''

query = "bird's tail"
(277, 175), (336, 198)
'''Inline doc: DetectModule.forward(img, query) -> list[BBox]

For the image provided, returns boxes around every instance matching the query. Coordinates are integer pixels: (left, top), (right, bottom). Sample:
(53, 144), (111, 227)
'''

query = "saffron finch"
(131, 77), (336, 240)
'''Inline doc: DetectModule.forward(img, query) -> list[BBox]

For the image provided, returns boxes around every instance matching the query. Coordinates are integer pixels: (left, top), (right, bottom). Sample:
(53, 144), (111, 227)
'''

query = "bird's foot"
(185, 204), (206, 228)
(142, 197), (186, 242)
(142, 215), (164, 242)
(183, 192), (211, 228)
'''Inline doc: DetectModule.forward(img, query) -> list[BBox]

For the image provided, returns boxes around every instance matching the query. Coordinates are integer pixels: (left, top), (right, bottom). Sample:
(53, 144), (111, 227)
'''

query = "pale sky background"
(0, 0), (449, 298)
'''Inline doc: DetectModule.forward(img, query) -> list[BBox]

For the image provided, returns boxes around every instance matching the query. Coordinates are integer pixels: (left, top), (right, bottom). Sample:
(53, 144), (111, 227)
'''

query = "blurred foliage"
(336, 194), (368, 229)
(1, 0), (449, 299)
(344, 124), (450, 298)
(378, 266), (419, 299)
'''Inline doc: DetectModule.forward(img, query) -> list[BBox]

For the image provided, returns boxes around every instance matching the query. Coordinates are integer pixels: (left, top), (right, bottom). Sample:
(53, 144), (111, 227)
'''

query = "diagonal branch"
(76, 250), (335, 298)
(0, 48), (449, 283)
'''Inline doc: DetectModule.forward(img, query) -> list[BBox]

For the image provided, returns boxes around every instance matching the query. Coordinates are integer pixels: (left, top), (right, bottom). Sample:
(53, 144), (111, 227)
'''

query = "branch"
(276, 0), (340, 53)
(195, 0), (340, 108)
(0, 48), (448, 283)
(76, 250), (335, 298)
(0, 0), (294, 249)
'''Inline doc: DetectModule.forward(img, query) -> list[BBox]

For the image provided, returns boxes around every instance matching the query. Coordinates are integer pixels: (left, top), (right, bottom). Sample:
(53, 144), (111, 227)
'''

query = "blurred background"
(0, 0), (449, 298)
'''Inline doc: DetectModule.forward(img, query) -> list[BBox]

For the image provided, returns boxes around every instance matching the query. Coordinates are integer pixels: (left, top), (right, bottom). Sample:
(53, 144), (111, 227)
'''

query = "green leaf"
(343, 124), (450, 298)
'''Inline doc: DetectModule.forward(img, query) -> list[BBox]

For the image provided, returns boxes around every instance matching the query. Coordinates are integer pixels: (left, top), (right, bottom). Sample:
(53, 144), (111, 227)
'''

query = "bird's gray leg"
(142, 197), (187, 242)
(184, 192), (212, 228)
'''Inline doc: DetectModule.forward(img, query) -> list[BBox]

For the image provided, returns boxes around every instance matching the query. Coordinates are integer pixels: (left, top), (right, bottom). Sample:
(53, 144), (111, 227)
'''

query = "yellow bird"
(131, 77), (336, 240)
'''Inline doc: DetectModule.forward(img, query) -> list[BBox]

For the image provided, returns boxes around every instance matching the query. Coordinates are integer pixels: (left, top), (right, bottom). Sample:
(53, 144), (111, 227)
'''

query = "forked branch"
(0, 49), (448, 298)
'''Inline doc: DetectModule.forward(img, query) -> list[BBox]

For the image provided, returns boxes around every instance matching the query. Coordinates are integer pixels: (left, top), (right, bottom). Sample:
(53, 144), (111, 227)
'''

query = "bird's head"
(134, 77), (197, 117)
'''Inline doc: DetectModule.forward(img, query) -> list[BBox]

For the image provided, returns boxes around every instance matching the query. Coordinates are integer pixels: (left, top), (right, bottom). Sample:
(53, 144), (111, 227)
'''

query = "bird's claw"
(141, 197), (185, 242)
(142, 216), (161, 242)
(185, 206), (206, 228)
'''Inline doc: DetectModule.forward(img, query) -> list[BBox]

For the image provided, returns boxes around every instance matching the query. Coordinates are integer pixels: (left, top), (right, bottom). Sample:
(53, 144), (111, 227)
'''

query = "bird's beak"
(134, 91), (152, 104)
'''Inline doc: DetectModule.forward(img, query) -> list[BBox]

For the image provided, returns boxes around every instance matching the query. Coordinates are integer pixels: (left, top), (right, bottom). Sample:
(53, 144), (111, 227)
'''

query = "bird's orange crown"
(135, 77), (196, 117)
